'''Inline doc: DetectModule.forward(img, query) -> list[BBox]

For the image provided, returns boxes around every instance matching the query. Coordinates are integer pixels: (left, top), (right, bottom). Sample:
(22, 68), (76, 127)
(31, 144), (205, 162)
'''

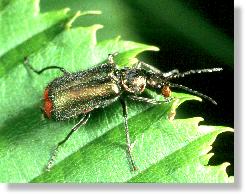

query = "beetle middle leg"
(46, 113), (90, 171)
(24, 57), (70, 75)
(120, 98), (138, 171)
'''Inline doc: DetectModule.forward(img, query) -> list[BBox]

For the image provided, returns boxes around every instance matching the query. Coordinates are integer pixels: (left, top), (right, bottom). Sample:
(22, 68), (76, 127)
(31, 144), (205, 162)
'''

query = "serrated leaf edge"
(65, 10), (102, 29)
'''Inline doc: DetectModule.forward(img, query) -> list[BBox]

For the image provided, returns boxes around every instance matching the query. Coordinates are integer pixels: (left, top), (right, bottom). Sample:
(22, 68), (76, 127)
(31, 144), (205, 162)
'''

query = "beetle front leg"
(46, 113), (90, 171)
(135, 61), (179, 77)
(128, 95), (174, 104)
(120, 98), (138, 171)
(135, 61), (162, 73)
(24, 57), (70, 75)
(162, 69), (179, 77)
(107, 52), (119, 65)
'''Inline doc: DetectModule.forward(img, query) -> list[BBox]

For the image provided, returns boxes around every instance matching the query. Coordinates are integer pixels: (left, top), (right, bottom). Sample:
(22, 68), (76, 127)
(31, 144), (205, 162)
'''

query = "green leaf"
(0, 0), (70, 76)
(0, 0), (101, 77)
(0, 0), (233, 183)
(32, 100), (234, 183)
(129, 124), (234, 183)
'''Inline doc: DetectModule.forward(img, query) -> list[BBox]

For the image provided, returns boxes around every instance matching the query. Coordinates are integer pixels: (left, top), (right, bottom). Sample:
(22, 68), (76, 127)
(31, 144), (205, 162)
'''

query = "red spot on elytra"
(82, 107), (93, 113)
(43, 88), (53, 119)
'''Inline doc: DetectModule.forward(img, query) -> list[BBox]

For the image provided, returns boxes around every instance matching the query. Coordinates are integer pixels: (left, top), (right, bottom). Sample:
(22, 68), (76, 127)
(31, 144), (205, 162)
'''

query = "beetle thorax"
(121, 68), (147, 94)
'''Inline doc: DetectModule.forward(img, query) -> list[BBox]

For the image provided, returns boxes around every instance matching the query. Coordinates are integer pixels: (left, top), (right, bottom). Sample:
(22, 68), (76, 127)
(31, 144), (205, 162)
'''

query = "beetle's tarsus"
(45, 147), (59, 172)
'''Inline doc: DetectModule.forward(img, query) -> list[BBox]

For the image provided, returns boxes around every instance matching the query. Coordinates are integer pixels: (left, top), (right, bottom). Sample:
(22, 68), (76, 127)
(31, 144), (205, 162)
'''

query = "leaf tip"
(91, 24), (104, 31)
(33, 0), (40, 16)
(200, 153), (214, 165)
(80, 10), (102, 16)
(139, 45), (160, 53)
(65, 11), (81, 29)
(168, 94), (202, 118)
(198, 125), (217, 135)
(89, 24), (104, 46)
(227, 127), (234, 132)
(148, 46), (159, 52)
(220, 162), (233, 181)
(65, 10), (102, 29)
(221, 162), (231, 170)
(167, 99), (182, 120)
(206, 152), (214, 159)
(63, 7), (71, 14)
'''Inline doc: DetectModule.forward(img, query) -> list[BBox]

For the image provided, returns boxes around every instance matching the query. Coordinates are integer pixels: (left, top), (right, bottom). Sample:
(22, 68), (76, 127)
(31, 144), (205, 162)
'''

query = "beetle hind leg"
(46, 113), (90, 171)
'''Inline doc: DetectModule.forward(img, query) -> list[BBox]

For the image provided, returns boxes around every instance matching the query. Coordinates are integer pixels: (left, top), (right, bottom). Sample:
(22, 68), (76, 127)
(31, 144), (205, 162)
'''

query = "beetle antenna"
(168, 68), (223, 79)
(169, 83), (217, 105)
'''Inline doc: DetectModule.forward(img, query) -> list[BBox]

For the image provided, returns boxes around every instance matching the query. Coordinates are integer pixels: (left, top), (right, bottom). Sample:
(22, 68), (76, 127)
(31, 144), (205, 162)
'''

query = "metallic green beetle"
(24, 53), (222, 171)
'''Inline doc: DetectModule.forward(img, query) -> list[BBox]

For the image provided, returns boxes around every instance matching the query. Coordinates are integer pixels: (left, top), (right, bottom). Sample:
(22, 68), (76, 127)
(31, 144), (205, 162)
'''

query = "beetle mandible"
(24, 53), (222, 171)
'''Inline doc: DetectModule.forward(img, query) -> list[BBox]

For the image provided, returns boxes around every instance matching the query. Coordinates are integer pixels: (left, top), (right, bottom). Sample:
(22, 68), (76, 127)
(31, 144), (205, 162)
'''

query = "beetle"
(24, 53), (222, 171)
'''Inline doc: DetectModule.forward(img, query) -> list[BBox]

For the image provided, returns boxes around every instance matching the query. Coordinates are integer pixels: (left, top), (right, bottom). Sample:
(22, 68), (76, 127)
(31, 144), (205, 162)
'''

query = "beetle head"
(145, 71), (171, 97)
(146, 67), (223, 105)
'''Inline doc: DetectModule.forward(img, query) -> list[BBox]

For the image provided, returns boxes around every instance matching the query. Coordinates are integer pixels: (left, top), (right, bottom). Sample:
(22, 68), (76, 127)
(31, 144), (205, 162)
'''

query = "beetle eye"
(161, 85), (171, 98)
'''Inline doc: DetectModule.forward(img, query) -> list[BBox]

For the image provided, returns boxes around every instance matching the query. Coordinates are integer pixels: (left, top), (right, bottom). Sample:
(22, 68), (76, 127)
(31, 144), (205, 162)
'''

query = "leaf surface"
(0, 0), (233, 183)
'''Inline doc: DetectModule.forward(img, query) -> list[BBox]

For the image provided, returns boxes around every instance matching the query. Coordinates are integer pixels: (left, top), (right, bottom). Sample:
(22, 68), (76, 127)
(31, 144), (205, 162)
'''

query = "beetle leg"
(24, 57), (70, 75)
(162, 69), (179, 77)
(46, 113), (90, 171)
(107, 52), (119, 65)
(135, 61), (162, 73)
(135, 61), (179, 77)
(120, 98), (138, 171)
(128, 95), (174, 104)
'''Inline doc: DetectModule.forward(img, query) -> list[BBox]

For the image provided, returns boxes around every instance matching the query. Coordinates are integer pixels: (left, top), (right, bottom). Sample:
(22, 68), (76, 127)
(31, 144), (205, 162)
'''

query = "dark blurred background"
(41, 0), (234, 176)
